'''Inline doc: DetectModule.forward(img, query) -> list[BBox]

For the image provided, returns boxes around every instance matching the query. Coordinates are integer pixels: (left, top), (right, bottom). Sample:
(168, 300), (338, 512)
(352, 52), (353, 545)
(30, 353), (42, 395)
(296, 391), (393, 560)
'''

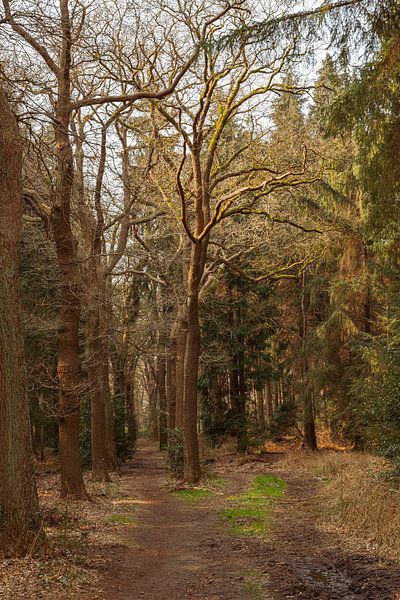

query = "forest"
(1, 0), (400, 598)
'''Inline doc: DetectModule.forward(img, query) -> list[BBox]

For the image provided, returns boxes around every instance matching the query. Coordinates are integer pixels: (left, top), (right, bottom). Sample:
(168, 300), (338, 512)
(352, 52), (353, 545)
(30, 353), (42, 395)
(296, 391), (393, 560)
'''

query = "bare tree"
(149, 3), (321, 481)
(1, 0), (203, 493)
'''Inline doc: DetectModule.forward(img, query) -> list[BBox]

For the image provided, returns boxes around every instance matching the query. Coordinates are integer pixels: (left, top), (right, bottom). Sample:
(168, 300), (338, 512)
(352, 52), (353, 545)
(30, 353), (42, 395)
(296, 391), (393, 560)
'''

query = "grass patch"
(220, 474), (285, 537)
(106, 514), (134, 525)
(250, 474), (286, 497)
(174, 488), (214, 502)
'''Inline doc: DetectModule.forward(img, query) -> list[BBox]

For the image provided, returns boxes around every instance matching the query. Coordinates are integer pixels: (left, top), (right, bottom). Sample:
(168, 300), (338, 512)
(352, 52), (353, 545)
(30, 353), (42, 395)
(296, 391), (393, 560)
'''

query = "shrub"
(268, 400), (297, 441)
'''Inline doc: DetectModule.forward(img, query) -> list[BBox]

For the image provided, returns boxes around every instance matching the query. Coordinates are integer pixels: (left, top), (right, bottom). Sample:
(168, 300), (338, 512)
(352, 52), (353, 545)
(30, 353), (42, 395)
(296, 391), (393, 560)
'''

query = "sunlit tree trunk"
(183, 241), (205, 483)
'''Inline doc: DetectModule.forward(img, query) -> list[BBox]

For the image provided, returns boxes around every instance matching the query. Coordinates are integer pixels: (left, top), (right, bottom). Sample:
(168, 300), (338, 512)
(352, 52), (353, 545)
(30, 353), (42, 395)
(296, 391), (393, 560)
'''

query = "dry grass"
(276, 449), (400, 561)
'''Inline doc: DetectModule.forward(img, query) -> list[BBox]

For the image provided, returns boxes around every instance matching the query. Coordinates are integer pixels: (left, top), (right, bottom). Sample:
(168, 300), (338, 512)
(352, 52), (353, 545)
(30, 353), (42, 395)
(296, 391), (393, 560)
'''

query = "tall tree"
(149, 5), (322, 480)
(0, 89), (41, 556)
(1, 0), (201, 494)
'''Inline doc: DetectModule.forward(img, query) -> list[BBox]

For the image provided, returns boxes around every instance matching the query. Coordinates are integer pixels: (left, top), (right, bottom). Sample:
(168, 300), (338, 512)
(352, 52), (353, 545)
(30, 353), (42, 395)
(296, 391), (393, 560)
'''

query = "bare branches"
(2, 0), (60, 76)
(231, 209), (323, 234)
(216, 253), (319, 283)
(23, 188), (51, 225)
(71, 45), (200, 111)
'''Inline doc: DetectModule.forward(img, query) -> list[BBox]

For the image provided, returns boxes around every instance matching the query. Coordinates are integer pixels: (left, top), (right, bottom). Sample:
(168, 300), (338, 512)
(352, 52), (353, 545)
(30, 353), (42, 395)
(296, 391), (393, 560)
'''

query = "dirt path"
(95, 448), (256, 600)
(85, 448), (400, 600)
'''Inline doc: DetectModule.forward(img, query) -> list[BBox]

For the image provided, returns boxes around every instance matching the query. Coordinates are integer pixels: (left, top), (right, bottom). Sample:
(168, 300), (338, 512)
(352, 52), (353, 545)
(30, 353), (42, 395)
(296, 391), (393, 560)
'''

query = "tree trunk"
(256, 388), (265, 431)
(0, 89), (42, 556)
(147, 362), (159, 441)
(303, 384), (318, 450)
(52, 0), (87, 499)
(183, 242), (203, 483)
(126, 377), (137, 451)
(167, 323), (177, 429)
(175, 307), (187, 429)
(54, 188), (87, 499)
(157, 355), (168, 450)
(265, 380), (273, 423)
(100, 290), (118, 471)
(85, 297), (110, 482)
(301, 272), (318, 451)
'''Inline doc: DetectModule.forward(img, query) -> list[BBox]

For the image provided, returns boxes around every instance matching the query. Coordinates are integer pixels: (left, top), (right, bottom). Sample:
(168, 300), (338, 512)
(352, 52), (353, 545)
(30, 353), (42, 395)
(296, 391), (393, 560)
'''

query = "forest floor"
(2, 443), (400, 600)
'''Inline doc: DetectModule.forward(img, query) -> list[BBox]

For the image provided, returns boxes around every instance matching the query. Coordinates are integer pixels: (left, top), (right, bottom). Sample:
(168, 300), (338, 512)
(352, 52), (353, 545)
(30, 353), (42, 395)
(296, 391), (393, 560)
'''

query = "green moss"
(220, 507), (265, 520)
(107, 514), (134, 525)
(250, 474), (286, 497)
(174, 488), (214, 502)
(219, 474), (285, 537)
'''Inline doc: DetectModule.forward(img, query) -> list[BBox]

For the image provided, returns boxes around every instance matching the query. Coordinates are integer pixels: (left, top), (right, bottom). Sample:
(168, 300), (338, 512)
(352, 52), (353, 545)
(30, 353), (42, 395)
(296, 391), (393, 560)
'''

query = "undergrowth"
(220, 474), (286, 537)
(276, 450), (400, 561)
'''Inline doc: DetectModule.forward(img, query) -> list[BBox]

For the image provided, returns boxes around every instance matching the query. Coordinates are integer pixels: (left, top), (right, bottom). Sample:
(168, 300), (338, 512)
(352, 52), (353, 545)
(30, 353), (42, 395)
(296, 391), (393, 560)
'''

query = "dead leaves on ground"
(0, 470), (138, 600)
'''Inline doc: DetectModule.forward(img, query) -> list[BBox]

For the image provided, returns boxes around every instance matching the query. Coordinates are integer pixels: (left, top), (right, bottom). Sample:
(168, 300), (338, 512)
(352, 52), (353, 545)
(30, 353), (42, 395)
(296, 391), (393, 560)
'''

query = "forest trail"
(85, 446), (400, 600)
(94, 445), (256, 600)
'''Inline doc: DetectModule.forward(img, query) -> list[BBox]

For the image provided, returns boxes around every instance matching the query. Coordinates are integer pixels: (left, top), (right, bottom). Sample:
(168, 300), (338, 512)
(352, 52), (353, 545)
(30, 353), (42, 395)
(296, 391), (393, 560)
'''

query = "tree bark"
(157, 356), (168, 450)
(52, 0), (87, 499)
(256, 388), (265, 431)
(175, 306), (187, 429)
(183, 242), (204, 483)
(265, 380), (273, 423)
(303, 379), (318, 450)
(146, 362), (159, 441)
(166, 323), (177, 429)
(301, 273), (318, 450)
(0, 89), (42, 556)
(126, 377), (137, 451)
(85, 295), (110, 482)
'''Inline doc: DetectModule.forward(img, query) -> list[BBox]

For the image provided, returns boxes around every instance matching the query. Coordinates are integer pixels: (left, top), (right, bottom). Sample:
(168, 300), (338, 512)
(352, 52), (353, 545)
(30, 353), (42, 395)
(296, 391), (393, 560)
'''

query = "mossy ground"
(174, 488), (214, 502)
(220, 474), (286, 536)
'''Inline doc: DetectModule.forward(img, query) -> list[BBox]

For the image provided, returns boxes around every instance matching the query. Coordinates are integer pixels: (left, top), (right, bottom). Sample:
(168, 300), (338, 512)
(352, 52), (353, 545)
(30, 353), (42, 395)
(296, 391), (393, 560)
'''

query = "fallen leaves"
(0, 469), (139, 600)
